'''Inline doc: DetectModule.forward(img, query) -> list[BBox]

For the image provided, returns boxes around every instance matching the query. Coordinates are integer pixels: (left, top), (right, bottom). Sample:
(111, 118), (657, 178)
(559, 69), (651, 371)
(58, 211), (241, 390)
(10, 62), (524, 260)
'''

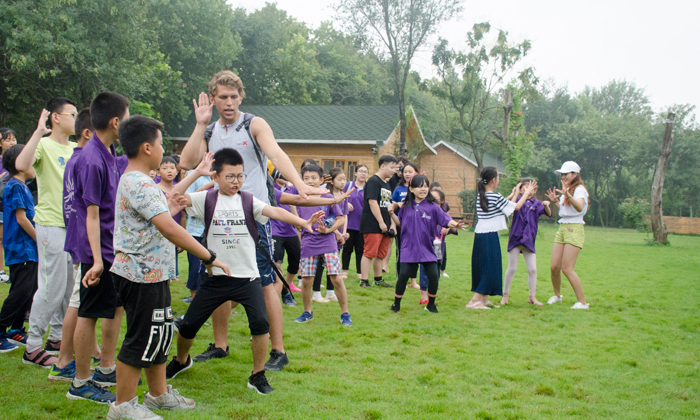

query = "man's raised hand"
(193, 92), (213, 126)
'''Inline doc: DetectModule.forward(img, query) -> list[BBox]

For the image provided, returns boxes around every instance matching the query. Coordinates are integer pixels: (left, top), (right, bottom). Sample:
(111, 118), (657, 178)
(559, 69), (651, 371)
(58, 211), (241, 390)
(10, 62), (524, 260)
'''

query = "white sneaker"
(571, 302), (589, 310)
(0, 271), (9, 283)
(144, 385), (195, 411)
(547, 295), (563, 304)
(312, 296), (331, 303)
(442, 273), (449, 278)
(108, 397), (162, 420)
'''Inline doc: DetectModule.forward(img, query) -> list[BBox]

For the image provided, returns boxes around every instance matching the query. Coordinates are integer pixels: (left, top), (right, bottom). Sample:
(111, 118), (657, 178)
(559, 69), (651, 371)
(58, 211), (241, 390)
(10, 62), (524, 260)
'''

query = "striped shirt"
(474, 192), (516, 234)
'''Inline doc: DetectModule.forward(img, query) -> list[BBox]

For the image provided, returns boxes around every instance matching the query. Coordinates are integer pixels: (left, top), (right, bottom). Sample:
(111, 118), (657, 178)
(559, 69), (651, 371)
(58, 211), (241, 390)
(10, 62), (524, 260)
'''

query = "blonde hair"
(208, 71), (246, 98)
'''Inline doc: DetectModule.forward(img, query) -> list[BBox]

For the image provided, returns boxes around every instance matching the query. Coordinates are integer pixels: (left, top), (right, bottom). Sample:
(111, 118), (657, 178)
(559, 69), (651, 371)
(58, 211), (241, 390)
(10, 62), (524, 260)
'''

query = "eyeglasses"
(224, 173), (247, 183)
(356, 170), (368, 174)
(58, 112), (77, 119)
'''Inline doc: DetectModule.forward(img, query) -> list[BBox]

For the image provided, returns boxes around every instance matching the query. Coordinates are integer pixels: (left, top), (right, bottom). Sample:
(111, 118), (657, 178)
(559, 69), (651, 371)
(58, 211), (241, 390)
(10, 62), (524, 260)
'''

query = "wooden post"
(650, 112), (675, 243)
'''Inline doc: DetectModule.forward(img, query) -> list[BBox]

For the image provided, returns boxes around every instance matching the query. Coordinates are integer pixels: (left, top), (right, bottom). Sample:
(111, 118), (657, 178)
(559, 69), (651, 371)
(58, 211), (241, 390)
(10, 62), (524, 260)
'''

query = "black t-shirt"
(360, 174), (392, 233)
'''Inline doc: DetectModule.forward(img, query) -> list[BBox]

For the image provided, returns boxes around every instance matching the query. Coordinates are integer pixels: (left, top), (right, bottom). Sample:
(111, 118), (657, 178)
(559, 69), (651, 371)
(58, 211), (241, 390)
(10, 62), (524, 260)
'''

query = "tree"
(651, 112), (675, 243)
(431, 22), (536, 171)
(337, 0), (462, 156)
(0, 0), (188, 138)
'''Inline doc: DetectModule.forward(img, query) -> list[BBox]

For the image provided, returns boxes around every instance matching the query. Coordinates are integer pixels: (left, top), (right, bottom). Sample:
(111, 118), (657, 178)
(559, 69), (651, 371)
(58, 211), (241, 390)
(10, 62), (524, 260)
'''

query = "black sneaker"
(247, 370), (274, 394)
(264, 349), (289, 371)
(390, 303), (400, 313)
(281, 293), (297, 307)
(425, 303), (439, 313)
(193, 343), (229, 362)
(374, 280), (393, 288)
(359, 280), (370, 288)
(165, 355), (193, 379)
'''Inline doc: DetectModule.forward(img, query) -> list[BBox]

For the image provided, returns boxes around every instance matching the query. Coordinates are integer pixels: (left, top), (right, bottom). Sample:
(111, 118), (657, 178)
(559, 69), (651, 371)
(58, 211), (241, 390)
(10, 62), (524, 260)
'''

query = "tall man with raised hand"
(179, 71), (327, 371)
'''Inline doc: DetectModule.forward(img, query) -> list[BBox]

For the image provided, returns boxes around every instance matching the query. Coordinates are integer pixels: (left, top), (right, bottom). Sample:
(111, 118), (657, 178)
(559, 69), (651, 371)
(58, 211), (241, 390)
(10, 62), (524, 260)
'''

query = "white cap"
(554, 161), (581, 175)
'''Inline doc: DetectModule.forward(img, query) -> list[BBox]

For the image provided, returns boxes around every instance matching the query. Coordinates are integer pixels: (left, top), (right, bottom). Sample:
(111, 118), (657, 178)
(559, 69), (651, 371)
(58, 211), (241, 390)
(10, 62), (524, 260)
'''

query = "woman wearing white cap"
(545, 161), (589, 309)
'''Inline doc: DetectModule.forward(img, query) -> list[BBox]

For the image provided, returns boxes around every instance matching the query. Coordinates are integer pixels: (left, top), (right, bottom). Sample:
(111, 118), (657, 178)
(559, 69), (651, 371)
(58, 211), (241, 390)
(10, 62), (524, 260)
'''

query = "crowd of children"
(0, 69), (591, 419)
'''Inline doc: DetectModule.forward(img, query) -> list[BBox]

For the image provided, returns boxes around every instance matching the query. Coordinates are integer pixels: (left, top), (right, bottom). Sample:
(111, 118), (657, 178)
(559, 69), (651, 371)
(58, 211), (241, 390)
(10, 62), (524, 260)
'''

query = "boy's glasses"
(224, 173), (247, 183)
(58, 112), (78, 119)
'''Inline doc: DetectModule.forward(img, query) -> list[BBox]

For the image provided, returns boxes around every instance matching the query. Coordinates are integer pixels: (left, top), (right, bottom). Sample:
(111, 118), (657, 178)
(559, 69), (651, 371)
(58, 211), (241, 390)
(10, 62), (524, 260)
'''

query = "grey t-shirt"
(111, 171), (175, 283)
(208, 114), (270, 205)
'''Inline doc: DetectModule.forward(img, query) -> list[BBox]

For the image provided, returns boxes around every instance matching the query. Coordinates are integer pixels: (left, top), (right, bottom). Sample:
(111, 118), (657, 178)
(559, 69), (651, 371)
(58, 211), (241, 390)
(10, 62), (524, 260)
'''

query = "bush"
(618, 198), (651, 232)
(458, 189), (477, 214)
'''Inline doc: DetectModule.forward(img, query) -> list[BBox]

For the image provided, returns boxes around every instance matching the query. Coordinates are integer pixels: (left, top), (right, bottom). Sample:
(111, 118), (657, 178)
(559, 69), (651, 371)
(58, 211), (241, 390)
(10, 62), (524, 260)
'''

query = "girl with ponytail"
(467, 167), (536, 309)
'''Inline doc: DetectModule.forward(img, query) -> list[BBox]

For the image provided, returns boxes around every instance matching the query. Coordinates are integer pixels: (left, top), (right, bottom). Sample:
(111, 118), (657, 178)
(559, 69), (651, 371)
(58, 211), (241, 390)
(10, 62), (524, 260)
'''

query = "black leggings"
(395, 262), (440, 298)
(312, 256), (334, 292)
(341, 229), (364, 273)
(0, 262), (38, 332)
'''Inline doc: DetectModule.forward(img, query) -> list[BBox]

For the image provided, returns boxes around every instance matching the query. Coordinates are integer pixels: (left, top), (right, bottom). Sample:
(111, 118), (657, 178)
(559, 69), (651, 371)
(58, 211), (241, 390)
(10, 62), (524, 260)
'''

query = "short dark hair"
(432, 189), (445, 203)
(355, 164), (368, 173)
(90, 92), (129, 130)
(429, 182), (442, 190)
(2, 144), (25, 176)
(74, 108), (94, 138)
(118, 115), (164, 158)
(301, 164), (323, 178)
(301, 158), (317, 170)
(0, 128), (16, 141)
(160, 156), (177, 166)
(212, 148), (244, 173)
(45, 97), (76, 129)
(378, 155), (397, 167)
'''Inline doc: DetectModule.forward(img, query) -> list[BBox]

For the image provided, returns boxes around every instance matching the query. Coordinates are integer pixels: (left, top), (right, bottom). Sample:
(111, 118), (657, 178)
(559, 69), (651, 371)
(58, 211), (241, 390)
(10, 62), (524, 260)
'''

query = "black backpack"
(203, 113), (276, 207)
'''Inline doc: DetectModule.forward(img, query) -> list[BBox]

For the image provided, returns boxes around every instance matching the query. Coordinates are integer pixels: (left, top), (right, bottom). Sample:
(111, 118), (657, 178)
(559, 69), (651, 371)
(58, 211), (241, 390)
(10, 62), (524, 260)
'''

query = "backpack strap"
(236, 113), (265, 172)
(203, 189), (219, 245)
(239, 190), (259, 244)
(203, 122), (216, 146)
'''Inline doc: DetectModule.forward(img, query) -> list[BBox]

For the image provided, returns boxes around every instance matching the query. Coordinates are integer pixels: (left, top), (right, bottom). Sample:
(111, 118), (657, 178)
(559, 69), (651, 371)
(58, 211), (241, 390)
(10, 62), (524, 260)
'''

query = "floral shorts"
(300, 252), (342, 277)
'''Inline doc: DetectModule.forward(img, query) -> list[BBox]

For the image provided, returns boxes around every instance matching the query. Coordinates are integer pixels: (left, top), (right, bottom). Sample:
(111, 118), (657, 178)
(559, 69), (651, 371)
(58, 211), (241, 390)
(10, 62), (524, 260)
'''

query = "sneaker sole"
(7, 339), (27, 346)
(0, 346), (19, 353)
(167, 360), (193, 379)
(246, 383), (274, 395)
(48, 373), (74, 382)
(93, 380), (116, 387)
(294, 318), (312, 323)
(65, 391), (112, 405)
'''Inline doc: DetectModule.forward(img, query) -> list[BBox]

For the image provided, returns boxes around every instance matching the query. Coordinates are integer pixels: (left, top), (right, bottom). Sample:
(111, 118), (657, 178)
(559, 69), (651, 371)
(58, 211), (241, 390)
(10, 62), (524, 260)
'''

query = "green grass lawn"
(0, 225), (698, 419)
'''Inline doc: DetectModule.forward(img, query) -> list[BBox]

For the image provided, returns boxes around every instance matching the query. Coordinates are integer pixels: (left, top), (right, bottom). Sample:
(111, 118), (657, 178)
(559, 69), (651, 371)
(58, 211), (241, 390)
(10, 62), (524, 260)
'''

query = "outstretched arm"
(262, 206), (324, 233)
(278, 188), (354, 207)
(171, 152), (215, 206)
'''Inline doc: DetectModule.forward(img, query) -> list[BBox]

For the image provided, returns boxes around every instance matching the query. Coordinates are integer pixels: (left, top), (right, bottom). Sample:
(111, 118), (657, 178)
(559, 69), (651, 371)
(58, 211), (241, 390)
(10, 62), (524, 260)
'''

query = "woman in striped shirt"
(466, 167), (536, 309)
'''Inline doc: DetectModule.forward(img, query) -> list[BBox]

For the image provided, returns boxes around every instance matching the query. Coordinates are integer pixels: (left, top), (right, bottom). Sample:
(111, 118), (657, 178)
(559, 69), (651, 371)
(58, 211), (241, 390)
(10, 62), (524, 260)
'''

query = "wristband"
(201, 249), (216, 265)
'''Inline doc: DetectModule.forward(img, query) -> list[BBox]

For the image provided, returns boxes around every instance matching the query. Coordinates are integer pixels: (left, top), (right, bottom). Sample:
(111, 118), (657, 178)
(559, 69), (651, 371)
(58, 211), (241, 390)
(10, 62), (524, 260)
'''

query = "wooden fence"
(663, 216), (700, 235)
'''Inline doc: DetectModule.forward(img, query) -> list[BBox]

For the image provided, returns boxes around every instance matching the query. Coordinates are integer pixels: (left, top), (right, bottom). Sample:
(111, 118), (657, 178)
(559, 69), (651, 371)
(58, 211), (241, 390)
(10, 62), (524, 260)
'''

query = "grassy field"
(0, 225), (698, 419)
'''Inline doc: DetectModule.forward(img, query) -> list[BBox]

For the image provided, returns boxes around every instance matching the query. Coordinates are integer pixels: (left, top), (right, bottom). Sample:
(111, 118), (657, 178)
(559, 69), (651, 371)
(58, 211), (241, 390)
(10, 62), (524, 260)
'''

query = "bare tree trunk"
(651, 112), (676, 243)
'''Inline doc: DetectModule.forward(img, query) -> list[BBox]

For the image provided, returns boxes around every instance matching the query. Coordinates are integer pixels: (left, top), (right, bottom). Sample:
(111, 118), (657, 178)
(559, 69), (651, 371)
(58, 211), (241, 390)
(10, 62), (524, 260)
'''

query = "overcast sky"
(230, 0), (698, 112)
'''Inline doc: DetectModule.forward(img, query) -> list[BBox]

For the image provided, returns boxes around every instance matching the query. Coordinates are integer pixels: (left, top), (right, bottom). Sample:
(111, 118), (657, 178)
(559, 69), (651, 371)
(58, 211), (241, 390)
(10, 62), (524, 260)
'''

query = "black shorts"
(79, 259), (123, 319)
(272, 235), (300, 274)
(178, 275), (269, 339)
(114, 276), (173, 368)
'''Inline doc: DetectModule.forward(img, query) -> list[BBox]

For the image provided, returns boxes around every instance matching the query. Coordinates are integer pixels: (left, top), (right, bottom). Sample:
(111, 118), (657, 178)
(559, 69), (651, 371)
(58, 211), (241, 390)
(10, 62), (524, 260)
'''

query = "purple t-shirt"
(296, 192), (343, 259)
(62, 147), (83, 260)
(344, 181), (365, 231)
(70, 134), (120, 264)
(271, 184), (298, 237)
(0, 157), (7, 180)
(508, 197), (547, 253)
(397, 200), (452, 263)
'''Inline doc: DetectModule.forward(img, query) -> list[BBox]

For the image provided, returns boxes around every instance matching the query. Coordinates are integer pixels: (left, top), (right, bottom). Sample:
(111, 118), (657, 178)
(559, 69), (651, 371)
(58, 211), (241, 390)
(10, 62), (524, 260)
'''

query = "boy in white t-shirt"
(165, 148), (322, 394)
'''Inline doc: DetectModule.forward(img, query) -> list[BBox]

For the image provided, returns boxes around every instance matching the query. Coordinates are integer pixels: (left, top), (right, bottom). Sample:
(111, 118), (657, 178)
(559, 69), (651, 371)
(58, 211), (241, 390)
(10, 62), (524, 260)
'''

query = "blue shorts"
(256, 221), (276, 287)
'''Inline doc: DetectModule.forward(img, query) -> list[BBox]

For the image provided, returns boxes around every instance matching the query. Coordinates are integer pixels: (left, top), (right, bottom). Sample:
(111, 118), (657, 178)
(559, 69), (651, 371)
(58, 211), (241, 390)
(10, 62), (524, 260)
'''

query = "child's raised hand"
(525, 180), (538, 192)
(196, 152), (215, 177)
(206, 259), (231, 277)
(35, 109), (52, 137)
(303, 210), (324, 233)
(167, 192), (186, 216)
(193, 92), (213, 126)
(456, 220), (468, 231)
(543, 200), (551, 207)
(545, 188), (558, 202)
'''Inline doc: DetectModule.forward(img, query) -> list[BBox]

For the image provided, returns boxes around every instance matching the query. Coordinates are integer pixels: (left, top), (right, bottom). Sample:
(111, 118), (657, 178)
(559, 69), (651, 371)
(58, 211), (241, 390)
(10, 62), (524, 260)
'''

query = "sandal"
(527, 297), (544, 307)
(484, 301), (500, 309)
(466, 301), (491, 310)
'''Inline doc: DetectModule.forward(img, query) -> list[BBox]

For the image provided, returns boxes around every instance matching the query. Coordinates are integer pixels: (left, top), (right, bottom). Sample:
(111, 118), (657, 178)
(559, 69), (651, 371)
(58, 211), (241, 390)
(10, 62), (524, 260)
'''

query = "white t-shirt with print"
(186, 191), (268, 278)
(558, 185), (589, 224)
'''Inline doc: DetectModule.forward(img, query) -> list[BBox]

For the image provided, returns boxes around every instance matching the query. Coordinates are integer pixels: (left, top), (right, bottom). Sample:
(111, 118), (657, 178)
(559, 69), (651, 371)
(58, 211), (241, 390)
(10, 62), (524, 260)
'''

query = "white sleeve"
(186, 191), (207, 221)
(252, 196), (270, 224)
(573, 185), (588, 203)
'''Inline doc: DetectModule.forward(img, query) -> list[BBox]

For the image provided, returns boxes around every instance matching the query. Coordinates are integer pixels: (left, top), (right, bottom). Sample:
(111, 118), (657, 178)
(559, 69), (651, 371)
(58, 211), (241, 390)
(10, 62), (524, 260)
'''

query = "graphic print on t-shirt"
(211, 208), (249, 250)
(380, 188), (391, 208)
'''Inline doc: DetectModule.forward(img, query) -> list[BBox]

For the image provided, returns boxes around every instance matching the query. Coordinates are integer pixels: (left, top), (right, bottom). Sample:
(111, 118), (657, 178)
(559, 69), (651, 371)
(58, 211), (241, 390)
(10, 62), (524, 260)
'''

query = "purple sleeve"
(331, 201), (344, 218)
(117, 155), (128, 175)
(80, 163), (104, 207)
(435, 204), (452, 228)
(536, 200), (547, 217)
